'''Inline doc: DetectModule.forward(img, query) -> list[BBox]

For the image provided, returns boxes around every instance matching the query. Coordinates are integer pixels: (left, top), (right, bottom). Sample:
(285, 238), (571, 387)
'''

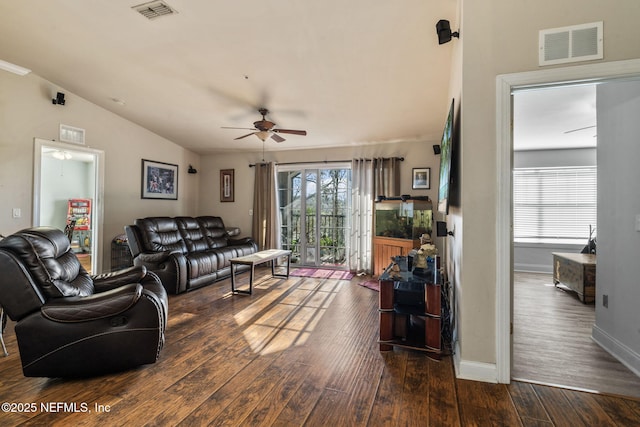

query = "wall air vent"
(59, 124), (85, 145)
(539, 22), (603, 66)
(132, 1), (177, 20)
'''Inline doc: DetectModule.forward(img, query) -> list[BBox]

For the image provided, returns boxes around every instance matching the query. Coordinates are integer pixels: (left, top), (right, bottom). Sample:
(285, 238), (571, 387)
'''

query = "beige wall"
(199, 140), (445, 242)
(458, 0), (640, 368)
(0, 72), (200, 270)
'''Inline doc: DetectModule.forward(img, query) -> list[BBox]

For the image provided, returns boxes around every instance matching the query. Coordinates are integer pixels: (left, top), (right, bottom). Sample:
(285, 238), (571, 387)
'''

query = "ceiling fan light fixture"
(256, 131), (270, 141)
(223, 108), (307, 143)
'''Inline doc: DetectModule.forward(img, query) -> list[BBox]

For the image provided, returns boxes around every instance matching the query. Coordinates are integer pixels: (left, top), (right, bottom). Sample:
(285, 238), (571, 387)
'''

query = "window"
(513, 166), (596, 243)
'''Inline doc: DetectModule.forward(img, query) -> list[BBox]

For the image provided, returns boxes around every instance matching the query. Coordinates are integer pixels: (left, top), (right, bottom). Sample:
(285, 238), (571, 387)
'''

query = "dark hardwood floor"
(1, 269), (639, 425)
(513, 271), (640, 399)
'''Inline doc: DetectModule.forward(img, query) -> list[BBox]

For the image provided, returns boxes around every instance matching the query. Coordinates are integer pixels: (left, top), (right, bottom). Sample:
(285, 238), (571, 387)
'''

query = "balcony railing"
(280, 213), (347, 266)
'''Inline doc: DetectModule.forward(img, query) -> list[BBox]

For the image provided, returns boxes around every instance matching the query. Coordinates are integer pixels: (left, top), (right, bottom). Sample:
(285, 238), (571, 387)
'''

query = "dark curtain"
(252, 162), (278, 250)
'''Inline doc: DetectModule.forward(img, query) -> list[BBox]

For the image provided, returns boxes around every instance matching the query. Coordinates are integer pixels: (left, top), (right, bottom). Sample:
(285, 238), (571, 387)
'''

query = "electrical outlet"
(12, 208), (21, 218)
(603, 294), (608, 308)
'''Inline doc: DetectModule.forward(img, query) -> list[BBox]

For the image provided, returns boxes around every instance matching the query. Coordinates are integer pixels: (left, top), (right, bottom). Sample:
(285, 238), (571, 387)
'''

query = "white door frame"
(495, 58), (640, 383)
(33, 138), (105, 273)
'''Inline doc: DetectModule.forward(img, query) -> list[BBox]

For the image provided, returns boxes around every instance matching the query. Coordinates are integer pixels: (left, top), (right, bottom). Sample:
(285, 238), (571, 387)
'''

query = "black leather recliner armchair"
(0, 227), (168, 377)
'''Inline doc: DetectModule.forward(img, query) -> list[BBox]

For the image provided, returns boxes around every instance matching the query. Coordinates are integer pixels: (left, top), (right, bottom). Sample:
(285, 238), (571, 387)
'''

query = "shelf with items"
(66, 199), (92, 253)
(378, 260), (445, 357)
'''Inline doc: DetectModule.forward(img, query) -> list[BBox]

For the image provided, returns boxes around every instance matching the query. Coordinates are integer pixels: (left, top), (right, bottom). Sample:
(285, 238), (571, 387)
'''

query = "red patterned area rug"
(358, 280), (379, 292)
(290, 268), (355, 280)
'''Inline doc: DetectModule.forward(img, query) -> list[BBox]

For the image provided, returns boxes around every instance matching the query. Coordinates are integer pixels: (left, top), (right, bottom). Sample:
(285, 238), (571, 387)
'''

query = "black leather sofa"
(125, 216), (258, 294)
(0, 227), (167, 377)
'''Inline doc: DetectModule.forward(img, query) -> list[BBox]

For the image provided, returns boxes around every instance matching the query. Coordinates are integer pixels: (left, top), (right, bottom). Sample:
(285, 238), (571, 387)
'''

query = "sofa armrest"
(41, 283), (142, 322)
(92, 265), (147, 292)
(228, 237), (255, 246)
(136, 250), (180, 264)
(132, 250), (187, 295)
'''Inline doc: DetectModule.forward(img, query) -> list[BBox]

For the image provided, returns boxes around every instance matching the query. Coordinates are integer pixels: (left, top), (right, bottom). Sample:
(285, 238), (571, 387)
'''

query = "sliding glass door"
(277, 164), (350, 268)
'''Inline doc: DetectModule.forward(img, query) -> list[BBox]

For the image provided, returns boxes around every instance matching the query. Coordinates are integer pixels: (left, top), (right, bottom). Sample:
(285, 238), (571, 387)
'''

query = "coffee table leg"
(232, 263), (254, 295)
(286, 253), (290, 277)
(231, 262), (237, 293)
(271, 254), (291, 279)
(249, 264), (255, 295)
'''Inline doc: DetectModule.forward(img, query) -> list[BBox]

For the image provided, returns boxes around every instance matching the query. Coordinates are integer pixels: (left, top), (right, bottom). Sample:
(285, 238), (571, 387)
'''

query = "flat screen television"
(437, 99), (455, 213)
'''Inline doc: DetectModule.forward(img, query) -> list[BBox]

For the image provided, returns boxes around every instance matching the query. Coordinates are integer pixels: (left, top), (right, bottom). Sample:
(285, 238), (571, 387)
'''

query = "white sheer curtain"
(349, 159), (374, 274)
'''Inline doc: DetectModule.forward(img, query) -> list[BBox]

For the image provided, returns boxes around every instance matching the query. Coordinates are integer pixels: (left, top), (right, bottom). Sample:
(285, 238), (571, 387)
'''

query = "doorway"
(277, 164), (351, 269)
(33, 138), (105, 273)
(495, 58), (640, 385)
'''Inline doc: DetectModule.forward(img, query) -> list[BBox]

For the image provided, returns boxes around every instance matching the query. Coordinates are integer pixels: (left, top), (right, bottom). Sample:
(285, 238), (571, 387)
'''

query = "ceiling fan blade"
(273, 129), (307, 136)
(222, 126), (258, 131)
(564, 125), (596, 134)
(234, 132), (257, 140)
(271, 133), (286, 143)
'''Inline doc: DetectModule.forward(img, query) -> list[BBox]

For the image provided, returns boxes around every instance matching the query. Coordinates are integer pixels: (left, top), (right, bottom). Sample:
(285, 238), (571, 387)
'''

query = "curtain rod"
(249, 157), (404, 167)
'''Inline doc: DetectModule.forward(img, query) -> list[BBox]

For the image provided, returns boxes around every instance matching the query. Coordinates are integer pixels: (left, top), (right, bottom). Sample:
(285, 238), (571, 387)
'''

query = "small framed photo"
(412, 167), (431, 190)
(220, 169), (234, 202)
(141, 159), (178, 200)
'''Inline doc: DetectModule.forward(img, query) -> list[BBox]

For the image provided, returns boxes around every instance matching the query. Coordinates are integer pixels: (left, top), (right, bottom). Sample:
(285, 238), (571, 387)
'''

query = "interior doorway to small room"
(276, 163), (351, 269)
(511, 83), (640, 398)
(33, 138), (104, 274)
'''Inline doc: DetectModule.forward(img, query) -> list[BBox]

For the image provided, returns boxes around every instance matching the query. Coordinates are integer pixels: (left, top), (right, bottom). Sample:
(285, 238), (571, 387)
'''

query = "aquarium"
(374, 199), (433, 240)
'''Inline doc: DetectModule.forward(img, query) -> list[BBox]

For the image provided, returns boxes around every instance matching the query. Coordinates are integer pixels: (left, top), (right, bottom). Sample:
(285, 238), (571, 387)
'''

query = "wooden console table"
(552, 252), (596, 304)
(230, 249), (291, 295)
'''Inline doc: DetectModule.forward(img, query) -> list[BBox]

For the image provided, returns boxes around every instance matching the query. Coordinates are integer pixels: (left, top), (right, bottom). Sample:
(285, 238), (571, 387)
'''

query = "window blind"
(513, 166), (597, 242)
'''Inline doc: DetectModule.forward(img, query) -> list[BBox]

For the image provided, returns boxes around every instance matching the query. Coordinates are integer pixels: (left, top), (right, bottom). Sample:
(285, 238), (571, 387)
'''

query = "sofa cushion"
(197, 216), (229, 249)
(135, 217), (187, 254)
(184, 251), (219, 279)
(0, 227), (94, 298)
(176, 217), (209, 253)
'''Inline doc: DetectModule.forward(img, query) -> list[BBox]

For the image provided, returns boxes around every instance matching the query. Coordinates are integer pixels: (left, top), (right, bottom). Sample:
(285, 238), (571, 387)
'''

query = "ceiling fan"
(222, 108), (307, 143)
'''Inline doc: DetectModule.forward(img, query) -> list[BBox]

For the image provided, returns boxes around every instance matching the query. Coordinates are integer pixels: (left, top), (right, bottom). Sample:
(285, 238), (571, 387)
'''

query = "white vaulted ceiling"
(0, 0), (458, 154)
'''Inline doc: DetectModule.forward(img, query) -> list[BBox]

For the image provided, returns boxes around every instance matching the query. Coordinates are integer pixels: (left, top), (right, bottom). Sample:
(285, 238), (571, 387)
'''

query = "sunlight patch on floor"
(237, 279), (344, 355)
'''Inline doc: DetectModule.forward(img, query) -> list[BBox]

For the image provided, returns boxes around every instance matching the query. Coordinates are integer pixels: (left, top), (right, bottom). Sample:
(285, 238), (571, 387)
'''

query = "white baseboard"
(592, 325), (640, 377)
(513, 263), (553, 274)
(453, 341), (499, 383)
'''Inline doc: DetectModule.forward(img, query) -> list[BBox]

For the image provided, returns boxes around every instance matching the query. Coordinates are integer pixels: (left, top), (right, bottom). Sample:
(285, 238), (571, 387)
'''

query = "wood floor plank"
(396, 351), (431, 426)
(427, 355), (461, 426)
(456, 379), (522, 426)
(513, 272), (640, 398)
(594, 394), (640, 426)
(561, 389), (619, 426)
(368, 350), (408, 426)
(531, 384), (588, 427)
(507, 381), (551, 423)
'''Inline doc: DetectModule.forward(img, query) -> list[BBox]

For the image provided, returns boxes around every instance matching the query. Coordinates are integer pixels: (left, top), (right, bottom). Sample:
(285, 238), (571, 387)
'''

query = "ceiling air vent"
(539, 22), (603, 66)
(132, 1), (177, 20)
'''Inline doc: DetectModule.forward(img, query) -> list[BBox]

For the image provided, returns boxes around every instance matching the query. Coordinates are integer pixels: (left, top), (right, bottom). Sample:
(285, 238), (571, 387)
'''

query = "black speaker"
(436, 19), (459, 45)
(433, 144), (441, 155)
(52, 92), (65, 105)
(436, 221), (448, 237)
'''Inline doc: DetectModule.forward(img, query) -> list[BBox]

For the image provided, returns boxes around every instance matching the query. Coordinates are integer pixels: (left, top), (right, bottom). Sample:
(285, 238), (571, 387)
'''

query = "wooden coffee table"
(230, 249), (292, 295)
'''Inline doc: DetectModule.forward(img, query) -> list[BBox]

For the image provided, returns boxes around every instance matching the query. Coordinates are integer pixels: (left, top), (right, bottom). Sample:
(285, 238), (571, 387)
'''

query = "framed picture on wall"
(141, 159), (178, 200)
(220, 169), (234, 202)
(412, 167), (431, 190)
